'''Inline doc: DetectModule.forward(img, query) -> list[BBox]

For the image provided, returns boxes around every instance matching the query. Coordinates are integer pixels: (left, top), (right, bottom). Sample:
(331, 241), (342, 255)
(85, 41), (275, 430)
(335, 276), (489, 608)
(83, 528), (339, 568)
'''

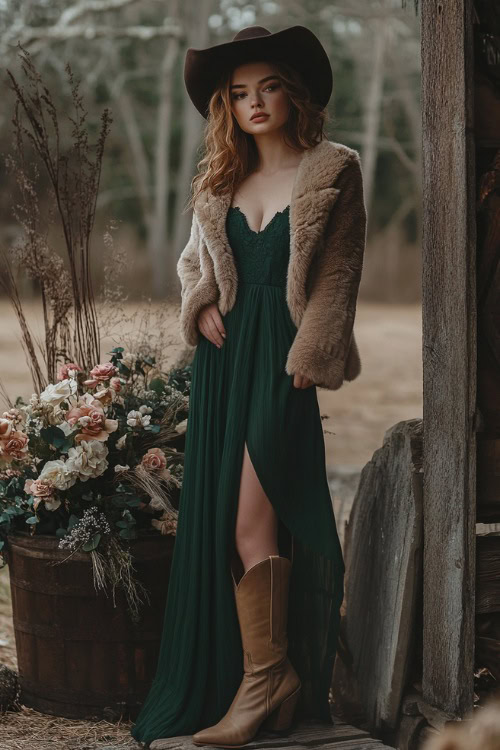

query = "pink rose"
(0, 418), (13, 438)
(24, 478), (54, 498)
(84, 363), (118, 388)
(57, 362), (83, 381)
(66, 403), (117, 443)
(66, 403), (103, 428)
(0, 431), (29, 462)
(141, 447), (167, 472)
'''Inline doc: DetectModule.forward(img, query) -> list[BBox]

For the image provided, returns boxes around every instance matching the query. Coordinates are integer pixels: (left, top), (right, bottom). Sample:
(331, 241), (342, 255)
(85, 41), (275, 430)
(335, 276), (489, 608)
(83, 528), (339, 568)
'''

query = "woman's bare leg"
(234, 442), (279, 573)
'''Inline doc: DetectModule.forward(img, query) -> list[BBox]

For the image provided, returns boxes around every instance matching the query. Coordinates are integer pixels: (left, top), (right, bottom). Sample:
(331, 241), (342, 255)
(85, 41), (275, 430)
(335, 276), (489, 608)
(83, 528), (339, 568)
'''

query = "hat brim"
(184, 25), (332, 119)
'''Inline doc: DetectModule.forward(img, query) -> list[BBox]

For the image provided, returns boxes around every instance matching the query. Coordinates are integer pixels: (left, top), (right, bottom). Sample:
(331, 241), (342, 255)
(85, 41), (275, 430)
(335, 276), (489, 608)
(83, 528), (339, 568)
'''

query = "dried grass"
(0, 707), (140, 749)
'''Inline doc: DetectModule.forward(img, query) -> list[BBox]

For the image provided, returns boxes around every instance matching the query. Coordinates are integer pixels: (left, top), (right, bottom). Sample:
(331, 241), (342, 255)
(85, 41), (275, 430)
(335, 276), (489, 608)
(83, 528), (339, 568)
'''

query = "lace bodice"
(225, 205), (290, 287)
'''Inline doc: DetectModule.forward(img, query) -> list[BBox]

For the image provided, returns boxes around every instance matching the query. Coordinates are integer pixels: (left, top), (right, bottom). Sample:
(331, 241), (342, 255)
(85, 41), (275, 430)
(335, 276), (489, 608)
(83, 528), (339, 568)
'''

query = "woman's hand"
(293, 372), (314, 389)
(197, 303), (226, 348)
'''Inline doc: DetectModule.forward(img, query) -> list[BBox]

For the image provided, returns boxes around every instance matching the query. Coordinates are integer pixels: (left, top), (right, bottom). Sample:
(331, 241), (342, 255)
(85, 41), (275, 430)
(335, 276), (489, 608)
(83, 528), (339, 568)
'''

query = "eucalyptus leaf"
(119, 527), (137, 540)
(82, 532), (101, 552)
(40, 425), (69, 449)
(125, 498), (142, 508)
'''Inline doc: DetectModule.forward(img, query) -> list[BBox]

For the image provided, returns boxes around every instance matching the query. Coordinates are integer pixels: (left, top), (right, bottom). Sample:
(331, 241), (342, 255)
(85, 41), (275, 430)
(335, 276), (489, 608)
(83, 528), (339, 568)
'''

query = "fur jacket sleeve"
(284, 157), (366, 390)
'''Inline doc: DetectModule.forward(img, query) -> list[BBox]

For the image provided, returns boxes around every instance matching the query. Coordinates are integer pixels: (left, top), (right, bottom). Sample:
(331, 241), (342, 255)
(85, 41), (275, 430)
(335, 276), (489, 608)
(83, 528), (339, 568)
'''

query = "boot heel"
(262, 685), (301, 731)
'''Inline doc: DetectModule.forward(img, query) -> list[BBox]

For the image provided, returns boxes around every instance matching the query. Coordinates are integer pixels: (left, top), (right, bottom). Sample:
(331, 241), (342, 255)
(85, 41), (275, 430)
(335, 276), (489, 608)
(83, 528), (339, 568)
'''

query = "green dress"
(131, 204), (345, 745)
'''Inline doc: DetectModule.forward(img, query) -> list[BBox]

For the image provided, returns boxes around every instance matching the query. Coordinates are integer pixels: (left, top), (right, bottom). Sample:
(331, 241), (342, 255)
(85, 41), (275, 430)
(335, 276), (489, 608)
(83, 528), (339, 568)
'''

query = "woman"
(131, 24), (367, 748)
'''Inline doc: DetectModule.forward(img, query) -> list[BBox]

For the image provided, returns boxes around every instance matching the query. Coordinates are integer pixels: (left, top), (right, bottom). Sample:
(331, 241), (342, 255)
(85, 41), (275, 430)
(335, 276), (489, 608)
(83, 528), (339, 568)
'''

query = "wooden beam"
(421, 0), (477, 715)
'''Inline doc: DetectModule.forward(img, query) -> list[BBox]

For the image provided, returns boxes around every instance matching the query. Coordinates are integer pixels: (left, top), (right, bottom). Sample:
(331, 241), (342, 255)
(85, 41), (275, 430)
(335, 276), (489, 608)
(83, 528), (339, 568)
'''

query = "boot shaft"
(235, 555), (292, 673)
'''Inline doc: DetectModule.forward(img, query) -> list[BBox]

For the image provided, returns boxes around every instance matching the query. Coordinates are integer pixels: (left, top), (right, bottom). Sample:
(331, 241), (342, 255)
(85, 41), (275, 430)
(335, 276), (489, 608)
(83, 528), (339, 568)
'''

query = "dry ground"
(0, 297), (421, 748)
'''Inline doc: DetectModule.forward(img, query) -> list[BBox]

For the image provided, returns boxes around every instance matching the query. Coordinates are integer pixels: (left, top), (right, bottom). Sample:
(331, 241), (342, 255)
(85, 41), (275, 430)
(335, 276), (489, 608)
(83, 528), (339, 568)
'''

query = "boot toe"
(192, 726), (227, 746)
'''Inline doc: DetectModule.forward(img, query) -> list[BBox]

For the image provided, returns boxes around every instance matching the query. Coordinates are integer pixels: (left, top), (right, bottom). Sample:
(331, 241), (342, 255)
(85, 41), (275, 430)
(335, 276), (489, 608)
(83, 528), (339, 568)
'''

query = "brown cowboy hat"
(184, 25), (333, 119)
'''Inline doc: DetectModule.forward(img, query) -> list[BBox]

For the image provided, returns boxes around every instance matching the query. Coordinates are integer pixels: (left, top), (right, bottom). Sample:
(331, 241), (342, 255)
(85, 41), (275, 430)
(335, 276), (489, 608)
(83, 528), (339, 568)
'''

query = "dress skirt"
(131, 205), (345, 745)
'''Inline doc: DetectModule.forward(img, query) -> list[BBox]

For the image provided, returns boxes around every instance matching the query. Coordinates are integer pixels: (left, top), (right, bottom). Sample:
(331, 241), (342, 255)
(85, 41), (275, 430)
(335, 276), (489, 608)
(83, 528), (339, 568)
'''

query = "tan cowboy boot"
(192, 555), (301, 748)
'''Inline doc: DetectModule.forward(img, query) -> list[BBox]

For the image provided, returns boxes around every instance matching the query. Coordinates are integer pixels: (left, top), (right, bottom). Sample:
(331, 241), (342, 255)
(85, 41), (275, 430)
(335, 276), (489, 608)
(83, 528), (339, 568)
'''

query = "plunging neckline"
(229, 204), (290, 235)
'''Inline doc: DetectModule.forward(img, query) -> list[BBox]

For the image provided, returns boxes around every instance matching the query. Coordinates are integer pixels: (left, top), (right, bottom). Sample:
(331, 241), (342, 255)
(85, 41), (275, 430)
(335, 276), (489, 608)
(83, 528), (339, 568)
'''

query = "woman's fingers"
(293, 372), (314, 389)
(197, 303), (226, 348)
(210, 307), (227, 343)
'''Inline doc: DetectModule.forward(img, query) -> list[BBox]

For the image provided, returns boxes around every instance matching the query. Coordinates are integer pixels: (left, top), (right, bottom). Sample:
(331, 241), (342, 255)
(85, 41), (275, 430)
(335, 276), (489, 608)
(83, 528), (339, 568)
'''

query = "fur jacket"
(176, 138), (367, 391)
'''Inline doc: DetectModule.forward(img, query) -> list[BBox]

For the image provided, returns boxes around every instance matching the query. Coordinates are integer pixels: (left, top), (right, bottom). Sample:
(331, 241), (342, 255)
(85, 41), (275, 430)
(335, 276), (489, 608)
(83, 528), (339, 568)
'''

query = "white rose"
(139, 405), (153, 415)
(175, 418), (188, 434)
(66, 440), (109, 481)
(40, 378), (77, 407)
(39, 459), (77, 490)
(127, 410), (150, 428)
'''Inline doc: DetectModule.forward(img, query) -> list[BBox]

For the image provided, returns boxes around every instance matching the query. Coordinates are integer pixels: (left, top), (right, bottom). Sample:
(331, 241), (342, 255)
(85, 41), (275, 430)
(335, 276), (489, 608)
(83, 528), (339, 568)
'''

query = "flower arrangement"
(0, 349), (191, 620)
(0, 46), (195, 622)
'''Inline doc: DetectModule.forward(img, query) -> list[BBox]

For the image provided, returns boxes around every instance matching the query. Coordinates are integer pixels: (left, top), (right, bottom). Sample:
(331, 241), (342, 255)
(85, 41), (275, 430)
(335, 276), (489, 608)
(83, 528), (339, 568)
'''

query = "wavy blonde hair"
(184, 59), (330, 213)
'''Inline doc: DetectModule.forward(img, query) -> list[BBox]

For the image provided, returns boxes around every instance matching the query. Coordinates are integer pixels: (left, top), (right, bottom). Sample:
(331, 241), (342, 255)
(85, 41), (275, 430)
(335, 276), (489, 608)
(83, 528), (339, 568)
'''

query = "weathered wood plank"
(333, 418), (423, 731)
(420, 0), (477, 716)
(149, 718), (395, 750)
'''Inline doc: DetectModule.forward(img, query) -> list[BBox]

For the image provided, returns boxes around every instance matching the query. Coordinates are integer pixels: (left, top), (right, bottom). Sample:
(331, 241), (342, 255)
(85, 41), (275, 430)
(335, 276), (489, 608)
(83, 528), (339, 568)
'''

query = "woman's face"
(229, 61), (289, 135)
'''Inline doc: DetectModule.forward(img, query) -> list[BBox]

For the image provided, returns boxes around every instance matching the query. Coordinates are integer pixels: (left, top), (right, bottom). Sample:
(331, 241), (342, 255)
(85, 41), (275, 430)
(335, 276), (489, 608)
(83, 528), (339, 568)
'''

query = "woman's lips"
(251, 114), (269, 121)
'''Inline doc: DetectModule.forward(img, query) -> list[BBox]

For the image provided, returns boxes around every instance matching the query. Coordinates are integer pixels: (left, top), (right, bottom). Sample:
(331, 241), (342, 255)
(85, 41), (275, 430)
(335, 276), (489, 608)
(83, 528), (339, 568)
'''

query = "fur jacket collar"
(177, 139), (367, 391)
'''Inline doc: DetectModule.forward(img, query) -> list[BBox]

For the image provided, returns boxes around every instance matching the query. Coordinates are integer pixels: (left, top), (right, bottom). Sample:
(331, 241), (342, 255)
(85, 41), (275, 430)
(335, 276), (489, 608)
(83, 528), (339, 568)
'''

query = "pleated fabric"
(130, 205), (345, 746)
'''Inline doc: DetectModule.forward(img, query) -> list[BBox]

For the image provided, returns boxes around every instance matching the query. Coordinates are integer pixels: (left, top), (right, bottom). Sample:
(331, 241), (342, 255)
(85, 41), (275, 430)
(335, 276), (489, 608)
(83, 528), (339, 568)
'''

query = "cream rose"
(39, 459), (76, 490)
(65, 440), (109, 481)
(127, 410), (151, 428)
(40, 378), (78, 406)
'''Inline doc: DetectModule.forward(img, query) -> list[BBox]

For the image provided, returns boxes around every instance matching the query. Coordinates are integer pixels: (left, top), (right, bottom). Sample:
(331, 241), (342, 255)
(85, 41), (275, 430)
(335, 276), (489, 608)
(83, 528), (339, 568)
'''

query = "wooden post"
(421, 0), (477, 715)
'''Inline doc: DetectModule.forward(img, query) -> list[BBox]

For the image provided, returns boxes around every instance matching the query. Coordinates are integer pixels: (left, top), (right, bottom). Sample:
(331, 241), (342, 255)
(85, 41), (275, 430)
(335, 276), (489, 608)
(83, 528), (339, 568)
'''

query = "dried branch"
(2, 43), (113, 390)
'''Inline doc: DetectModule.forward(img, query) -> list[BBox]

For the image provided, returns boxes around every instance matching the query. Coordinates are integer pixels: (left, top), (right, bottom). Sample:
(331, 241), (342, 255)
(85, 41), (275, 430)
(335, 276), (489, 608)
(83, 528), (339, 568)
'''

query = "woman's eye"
(232, 84), (279, 100)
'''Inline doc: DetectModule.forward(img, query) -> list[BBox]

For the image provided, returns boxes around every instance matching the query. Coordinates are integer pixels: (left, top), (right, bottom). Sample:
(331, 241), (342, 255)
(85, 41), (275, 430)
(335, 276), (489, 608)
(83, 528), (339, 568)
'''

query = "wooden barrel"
(5, 530), (175, 720)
